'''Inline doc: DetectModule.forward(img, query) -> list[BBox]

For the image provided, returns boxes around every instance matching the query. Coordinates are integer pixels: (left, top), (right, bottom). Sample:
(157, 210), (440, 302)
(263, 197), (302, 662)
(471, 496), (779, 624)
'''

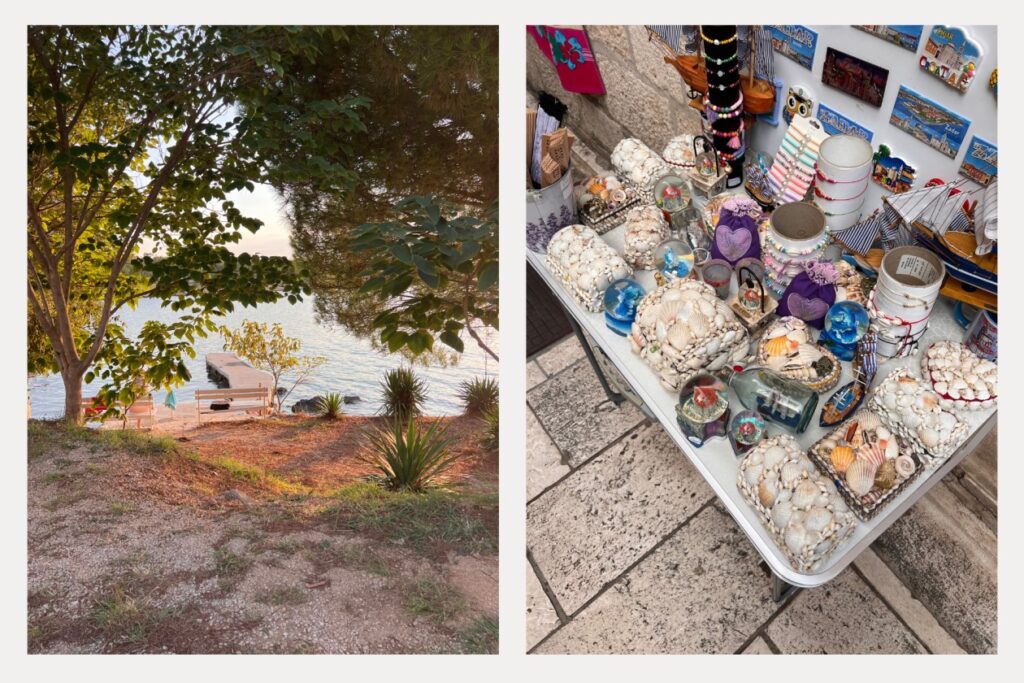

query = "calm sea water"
(28, 298), (498, 419)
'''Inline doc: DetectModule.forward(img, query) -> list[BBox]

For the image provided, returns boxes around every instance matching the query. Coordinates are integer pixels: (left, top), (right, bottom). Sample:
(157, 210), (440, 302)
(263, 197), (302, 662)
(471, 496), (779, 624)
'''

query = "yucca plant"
(317, 392), (344, 419)
(480, 406), (498, 451)
(457, 377), (498, 416)
(379, 367), (427, 420)
(361, 419), (459, 491)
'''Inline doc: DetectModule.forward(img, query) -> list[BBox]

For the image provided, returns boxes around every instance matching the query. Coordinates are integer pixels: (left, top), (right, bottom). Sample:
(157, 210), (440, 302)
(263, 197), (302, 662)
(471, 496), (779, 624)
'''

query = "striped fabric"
(948, 209), (972, 233)
(833, 211), (882, 255)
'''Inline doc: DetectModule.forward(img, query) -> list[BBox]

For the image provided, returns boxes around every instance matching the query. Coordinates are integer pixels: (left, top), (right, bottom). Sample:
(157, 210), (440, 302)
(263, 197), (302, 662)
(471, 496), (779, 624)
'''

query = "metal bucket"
(527, 164), (577, 253)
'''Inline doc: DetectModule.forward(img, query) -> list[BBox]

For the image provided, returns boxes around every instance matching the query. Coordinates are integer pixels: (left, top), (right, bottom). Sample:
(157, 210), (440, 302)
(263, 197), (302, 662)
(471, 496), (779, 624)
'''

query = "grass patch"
(319, 482), (496, 555)
(28, 419), (180, 459)
(110, 502), (134, 516)
(458, 616), (498, 654)
(305, 540), (391, 576)
(42, 491), (87, 512)
(404, 578), (464, 622)
(91, 583), (171, 647)
(28, 420), (92, 459)
(42, 471), (70, 484)
(197, 454), (309, 497)
(97, 430), (180, 457)
(254, 585), (310, 607)
(213, 547), (252, 582)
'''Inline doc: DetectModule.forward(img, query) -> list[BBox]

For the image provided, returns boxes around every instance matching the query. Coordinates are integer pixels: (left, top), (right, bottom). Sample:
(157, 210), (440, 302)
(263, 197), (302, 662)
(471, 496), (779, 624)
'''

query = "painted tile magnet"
(817, 103), (873, 142)
(959, 136), (997, 186)
(821, 47), (889, 107)
(872, 144), (917, 194)
(919, 25), (982, 93)
(854, 25), (924, 52)
(889, 85), (971, 159)
(767, 25), (817, 70)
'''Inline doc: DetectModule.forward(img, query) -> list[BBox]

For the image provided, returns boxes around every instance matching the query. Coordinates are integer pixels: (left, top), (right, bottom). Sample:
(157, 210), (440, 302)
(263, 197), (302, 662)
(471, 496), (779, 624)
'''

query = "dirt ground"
(27, 415), (498, 654)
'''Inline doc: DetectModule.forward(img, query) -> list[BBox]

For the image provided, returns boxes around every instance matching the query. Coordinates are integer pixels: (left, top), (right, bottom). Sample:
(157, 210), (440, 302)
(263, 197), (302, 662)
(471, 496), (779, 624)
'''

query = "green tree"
(268, 26), (499, 361)
(219, 320), (326, 412)
(27, 26), (367, 422)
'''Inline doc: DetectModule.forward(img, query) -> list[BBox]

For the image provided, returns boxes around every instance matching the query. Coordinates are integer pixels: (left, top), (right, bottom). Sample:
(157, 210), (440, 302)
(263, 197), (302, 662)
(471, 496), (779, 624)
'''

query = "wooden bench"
(82, 394), (156, 429)
(195, 387), (272, 423)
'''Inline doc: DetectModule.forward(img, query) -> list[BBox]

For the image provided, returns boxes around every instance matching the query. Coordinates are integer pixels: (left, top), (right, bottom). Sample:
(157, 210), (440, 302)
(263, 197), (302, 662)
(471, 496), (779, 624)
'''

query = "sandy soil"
(27, 415), (498, 654)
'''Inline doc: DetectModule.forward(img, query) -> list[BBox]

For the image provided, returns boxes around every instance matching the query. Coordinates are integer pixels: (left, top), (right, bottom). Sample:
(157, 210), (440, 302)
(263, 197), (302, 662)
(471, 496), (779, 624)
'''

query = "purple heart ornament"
(715, 224), (752, 262)
(786, 293), (829, 321)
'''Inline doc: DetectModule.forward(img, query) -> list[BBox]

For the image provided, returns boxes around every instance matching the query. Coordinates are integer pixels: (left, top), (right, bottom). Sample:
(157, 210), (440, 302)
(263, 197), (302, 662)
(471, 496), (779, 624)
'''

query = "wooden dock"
(205, 353), (274, 390)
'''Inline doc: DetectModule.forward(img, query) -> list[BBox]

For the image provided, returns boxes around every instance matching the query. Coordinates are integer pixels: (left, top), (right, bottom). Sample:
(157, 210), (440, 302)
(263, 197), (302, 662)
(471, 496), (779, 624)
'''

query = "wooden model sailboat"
(646, 26), (777, 116)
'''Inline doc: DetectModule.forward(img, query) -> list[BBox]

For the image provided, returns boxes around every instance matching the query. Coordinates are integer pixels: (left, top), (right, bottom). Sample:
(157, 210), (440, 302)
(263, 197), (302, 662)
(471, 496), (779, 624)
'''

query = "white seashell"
(714, 313), (726, 328)
(784, 523), (808, 555)
(659, 300), (684, 324)
(655, 320), (668, 343)
(885, 439), (899, 460)
(856, 411), (881, 431)
(917, 426), (940, 450)
(771, 500), (794, 528)
(933, 381), (948, 395)
(763, 446), (788, 469)
(705, 339), (721, 355)
(662, 289), (683, 303)
(688, 310), (710, 337)
(758, 479), (778, 508)
(804, 507), (833, 534)
(875, 426), (891, 442)
(698, 299), (717, 317)
(846, 459), (877, 496)
(791, 480), (819, 509)
(895, 455), (916, 478)
(780, 461), (804, 487)
(666, 324), (692, 351)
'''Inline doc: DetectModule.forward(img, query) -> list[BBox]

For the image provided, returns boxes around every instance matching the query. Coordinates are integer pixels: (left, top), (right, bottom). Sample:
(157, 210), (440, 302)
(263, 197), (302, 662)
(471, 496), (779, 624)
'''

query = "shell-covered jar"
(807, 409), (922, 520)
(920, 341), (997, 412)
(611, 138), (671, 191)
(662, 134), (697, 169)
(737, 434), (857, 572)
(546, 225), (633, 313)
(756, 317), (841, 392)
(622, 205), (670, 270)
(628, 278), (751, 392)
(868, 368), (969, 467)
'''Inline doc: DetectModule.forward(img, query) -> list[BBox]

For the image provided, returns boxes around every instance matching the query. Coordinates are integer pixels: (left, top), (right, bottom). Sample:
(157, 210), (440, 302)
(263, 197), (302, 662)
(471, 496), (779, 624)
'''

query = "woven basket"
(755, 318), (842, 393)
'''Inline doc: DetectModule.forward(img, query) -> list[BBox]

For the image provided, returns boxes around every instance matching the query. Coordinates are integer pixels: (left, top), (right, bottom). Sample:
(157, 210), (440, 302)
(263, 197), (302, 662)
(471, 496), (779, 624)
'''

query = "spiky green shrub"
(316, 392), (344, 419)
(480, 406), (498, 451)
(457, 377), (498, 416)
(361, 419), (458, 492)
(379, 367), (427, 420)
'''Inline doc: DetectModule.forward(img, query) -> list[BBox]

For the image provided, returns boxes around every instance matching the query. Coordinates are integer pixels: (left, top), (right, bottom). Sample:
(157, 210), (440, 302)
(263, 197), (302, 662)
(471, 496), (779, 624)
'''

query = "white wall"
(750, 25), (997, 210)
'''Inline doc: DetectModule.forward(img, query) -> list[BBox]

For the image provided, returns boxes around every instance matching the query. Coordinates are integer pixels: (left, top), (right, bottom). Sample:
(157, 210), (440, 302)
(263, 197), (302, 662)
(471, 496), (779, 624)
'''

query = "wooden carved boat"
(820, 332), (878, 429)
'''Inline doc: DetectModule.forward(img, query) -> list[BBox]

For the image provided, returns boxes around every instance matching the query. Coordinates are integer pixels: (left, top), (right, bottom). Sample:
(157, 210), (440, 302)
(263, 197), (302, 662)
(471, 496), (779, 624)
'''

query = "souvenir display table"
(526, 191), (996, 601)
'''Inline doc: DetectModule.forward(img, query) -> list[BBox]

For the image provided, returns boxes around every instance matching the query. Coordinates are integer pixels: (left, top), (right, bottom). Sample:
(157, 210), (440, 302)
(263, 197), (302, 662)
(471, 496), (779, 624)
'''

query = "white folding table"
(527, 212), (996, 601)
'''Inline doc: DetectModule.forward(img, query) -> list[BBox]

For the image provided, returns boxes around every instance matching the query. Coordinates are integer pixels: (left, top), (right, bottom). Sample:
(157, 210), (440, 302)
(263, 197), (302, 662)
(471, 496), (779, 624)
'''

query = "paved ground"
(526, 334), (997, 654)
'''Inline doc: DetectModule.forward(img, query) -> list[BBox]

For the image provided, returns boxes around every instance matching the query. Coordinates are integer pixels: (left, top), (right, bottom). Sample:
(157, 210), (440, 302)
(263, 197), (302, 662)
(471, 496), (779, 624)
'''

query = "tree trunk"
(62, 369), (84, 424)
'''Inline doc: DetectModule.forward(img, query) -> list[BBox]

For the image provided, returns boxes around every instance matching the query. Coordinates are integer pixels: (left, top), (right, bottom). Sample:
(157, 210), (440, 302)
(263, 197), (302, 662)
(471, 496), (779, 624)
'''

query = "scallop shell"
(856, 411), (881, 431)
(791, 480), (819, 509)
(758, 479), (778, 508)
(780, 461), (805, 487)
(793, 345), (824, 364)
(829, 445), (856, 474)
(784, 523), (808, 555)
(659, 300), (684, 325)
(771, 499), (794, 528)
(894, 455), (916, 478)
(763, 336), (792, 357)
(687, 310), (710, 337)
(787, 328), (810, 344)
(858, 442), (888, 468)
(846, 459), (877, 496)
(804, 507), (833, 534)
(763, 445), (788, 469)
(874, 459), (897, 490)
(666, 324), (692, 351)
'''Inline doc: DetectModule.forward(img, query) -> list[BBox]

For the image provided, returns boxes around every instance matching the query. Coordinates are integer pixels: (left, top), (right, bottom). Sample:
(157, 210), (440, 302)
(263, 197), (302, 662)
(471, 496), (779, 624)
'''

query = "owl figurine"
(783, 86), (813, 125)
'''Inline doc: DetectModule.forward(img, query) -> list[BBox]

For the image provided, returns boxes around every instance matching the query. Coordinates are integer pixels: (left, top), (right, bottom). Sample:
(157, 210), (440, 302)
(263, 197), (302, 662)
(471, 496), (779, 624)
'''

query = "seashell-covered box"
(868, 368), (969, 467)
(756, 317), (841, 393)
(920, 341), (997, 412)
(737, 434), (857, 573)
(808, 409), (923, 520)
(622, 205), (670, 270)
(611, 138), (671, 192)
(629, 278), (751, 392)
(546, 224), (633, 313)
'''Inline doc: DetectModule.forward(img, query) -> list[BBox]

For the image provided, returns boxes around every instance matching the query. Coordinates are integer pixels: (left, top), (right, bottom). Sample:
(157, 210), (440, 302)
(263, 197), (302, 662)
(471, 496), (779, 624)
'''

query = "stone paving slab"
(526, 561), (561, 650)
(534, 335), (585, 377)
(527, 407), (570, 502)
(741, 637), (774, 654)
(527, 359), (547, 390)
(872, 478), (998, 653)
(527, 421), (715, 616)
(527, 358), (645, 468)
(766, 569), (927, 654)
(534, 505), (777, 654)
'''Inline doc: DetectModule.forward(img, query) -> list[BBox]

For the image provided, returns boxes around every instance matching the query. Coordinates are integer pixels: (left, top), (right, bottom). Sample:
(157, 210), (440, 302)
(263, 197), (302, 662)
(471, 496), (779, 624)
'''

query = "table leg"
(561, 304), (626, 407)
(771, 572), (799, 603)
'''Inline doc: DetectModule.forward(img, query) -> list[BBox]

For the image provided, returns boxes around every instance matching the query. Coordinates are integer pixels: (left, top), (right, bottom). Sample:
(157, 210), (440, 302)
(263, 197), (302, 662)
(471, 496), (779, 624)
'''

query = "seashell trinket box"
(807, 409), (923, 520)
(737, 434), (857, 573)
(629, 278), (752, 392)
(611, 138), (671, 193)
(622, 205), (671, 270)
(546, 225), (633, 313)
(920, 341), (997, 412)
(756, 317), (841, 393)
(868, 368), (969, 467)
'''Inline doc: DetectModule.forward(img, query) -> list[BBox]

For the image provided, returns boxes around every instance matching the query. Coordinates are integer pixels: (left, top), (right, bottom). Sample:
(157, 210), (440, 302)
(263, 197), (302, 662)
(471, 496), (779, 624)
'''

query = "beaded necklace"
(704, 93), (743, 114)
(706, 62), (742, 78)
(710, 121), (745, 138)
(705, 52), (738, 66)
(700, 30), (738, 45)
(765, 229), (829, 257)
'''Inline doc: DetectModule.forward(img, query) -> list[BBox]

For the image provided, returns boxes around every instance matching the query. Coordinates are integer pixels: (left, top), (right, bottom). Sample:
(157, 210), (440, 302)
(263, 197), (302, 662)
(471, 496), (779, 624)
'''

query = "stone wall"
(526, 26), (703, 168)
